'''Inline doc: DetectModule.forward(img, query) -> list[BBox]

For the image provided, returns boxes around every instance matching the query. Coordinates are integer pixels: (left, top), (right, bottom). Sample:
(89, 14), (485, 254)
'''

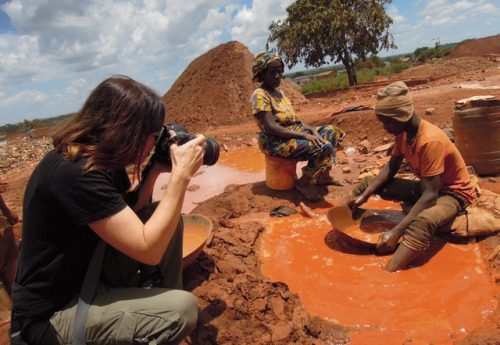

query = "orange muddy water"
(183, 223), (210, 257)
(259, 198), (498, 345)
(153, 145), (265, 212)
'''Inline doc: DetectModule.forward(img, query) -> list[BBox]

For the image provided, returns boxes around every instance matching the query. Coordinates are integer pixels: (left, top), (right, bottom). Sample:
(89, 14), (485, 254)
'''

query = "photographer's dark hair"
(53, 75), (165, 174)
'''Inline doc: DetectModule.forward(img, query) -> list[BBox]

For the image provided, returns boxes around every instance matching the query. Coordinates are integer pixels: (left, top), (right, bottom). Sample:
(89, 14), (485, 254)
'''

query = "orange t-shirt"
(392, 119), (476, 203)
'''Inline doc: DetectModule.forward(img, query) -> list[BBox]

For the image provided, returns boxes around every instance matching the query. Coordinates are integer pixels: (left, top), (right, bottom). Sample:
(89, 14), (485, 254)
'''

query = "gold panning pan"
(327, 206), (405, 249)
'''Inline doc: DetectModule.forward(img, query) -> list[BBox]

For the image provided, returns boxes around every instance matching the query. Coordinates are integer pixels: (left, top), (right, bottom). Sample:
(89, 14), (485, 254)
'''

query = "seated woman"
(250, 51), (345, 197)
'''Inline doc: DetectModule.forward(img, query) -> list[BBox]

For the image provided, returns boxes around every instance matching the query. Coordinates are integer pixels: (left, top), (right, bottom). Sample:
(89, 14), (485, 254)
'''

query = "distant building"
(292, 75), (314, 85)
(313, 70), (337, 80)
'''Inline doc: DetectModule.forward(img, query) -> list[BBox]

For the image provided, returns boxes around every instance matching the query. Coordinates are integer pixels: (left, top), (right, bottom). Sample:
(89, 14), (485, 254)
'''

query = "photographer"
(11, 76), (202, 345)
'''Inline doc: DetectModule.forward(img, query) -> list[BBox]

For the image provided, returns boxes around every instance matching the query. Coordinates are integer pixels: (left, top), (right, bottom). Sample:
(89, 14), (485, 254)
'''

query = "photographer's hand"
(169, 131), (205, 179)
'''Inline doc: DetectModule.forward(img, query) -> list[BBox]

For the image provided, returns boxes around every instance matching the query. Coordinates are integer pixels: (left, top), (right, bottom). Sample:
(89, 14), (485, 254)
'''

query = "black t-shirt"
(11, 150), (130, 344)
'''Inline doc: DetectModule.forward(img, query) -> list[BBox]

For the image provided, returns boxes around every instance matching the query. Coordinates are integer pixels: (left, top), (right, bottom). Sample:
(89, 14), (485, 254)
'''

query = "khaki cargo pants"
(50, 214), (198, 345)
(353, 176), (469, 252)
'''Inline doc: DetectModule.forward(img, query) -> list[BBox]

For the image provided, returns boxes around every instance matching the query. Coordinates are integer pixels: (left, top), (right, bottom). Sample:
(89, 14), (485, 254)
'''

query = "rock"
(247, 138), (258, 146)
(358, 168), (380, 179)
(425, 107), (435, 115)
(342, 167), (351, 173)
(340, 158), (349, 165)
(373, 143), (394, 153)
(271, 322), (293, 342)
(359, 139), (371, 154)
(353, 157), (367, 163)
(343, 147), (356, 156)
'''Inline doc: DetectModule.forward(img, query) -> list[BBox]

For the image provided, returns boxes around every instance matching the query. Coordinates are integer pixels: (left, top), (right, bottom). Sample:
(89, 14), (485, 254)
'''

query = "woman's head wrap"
(252, 51), (284, 81)
(375, 81), (414, 122)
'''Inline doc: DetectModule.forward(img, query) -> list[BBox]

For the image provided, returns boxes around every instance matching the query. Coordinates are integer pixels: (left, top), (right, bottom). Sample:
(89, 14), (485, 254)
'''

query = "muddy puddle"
(259, 198), (498, 345)
(153, 145), (265, 212)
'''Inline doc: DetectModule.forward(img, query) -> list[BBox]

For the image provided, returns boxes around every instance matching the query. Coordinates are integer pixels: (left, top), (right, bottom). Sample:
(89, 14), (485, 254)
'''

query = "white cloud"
(0, 89), (48, 123)
(0, 0), (498, 125)
(418, 0), (498, 28)
(231, 0), (293, 53)
(0, 89), (47, 110)
(387, 7), (405, 25)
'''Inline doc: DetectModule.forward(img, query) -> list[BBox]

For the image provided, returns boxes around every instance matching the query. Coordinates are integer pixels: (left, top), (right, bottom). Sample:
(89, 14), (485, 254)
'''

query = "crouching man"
(347, 81), (476, 272)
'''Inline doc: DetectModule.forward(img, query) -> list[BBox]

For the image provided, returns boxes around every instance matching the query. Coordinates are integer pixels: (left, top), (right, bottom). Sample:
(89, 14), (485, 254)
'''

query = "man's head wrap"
(252, 51), (284, 81)
(375, 81), (414, 122)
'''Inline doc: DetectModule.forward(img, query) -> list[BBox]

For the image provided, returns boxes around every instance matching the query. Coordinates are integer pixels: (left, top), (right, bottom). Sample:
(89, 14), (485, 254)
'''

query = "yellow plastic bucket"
(265, 155), (297, 190)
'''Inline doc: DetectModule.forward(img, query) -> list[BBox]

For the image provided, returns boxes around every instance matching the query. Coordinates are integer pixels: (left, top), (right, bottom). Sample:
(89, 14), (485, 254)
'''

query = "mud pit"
(172, 146), (499, 345)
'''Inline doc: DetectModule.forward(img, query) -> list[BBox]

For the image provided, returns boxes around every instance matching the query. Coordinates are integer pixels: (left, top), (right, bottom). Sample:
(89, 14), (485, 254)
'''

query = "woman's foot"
(295, 178), (322, 202)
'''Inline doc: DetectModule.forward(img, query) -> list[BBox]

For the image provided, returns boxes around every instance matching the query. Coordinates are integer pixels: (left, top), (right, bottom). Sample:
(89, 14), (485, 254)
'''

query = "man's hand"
(376, 228), (400, 254)
(347, 194), (368, 213)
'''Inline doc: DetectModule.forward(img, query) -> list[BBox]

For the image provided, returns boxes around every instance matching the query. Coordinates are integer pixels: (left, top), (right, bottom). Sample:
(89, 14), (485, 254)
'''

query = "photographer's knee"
(174, 291), (199, 332)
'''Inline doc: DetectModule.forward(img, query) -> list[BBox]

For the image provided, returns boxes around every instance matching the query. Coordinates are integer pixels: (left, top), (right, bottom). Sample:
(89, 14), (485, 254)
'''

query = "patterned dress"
(250, 87), (344, 178)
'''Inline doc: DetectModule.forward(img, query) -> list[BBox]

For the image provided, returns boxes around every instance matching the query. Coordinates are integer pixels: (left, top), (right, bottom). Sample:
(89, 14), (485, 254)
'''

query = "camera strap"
(72, 240), (106, 345)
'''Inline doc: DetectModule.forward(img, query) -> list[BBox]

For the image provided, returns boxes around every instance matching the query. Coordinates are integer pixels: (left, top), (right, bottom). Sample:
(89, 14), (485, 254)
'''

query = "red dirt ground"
(1, 40), (500, 344)
(447, 35), (500, 59)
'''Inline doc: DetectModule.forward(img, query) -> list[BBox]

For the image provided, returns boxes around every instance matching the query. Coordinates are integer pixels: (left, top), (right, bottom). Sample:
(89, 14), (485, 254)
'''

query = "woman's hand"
(376, 228), (401, 254)
(168, 131), (205, 180)
(303, 133), (325, 147)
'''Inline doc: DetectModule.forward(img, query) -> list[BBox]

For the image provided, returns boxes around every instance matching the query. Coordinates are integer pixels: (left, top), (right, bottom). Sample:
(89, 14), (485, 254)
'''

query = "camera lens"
(203, 139), (220, 166)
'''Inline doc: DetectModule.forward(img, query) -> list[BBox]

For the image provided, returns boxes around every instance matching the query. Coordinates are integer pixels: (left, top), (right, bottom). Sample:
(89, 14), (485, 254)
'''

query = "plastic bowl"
(182, 214), (212, 268)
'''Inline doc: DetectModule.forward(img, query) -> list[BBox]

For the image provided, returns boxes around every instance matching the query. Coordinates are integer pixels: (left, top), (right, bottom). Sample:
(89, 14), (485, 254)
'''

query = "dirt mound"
(448, 35), (500, 59)
(162, 41), (308, 133)
(391, 56), (498, 81)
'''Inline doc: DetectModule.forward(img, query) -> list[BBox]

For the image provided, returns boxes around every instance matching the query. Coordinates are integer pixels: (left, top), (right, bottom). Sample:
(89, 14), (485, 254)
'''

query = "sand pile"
(448, 35), (500, 59)
(162, 41), (307, 132)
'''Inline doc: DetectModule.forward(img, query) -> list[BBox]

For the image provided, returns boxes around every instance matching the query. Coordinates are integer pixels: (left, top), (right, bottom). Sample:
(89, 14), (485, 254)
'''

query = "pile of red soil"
(448, 35), (500, 59)
(162, 41), (307, 133)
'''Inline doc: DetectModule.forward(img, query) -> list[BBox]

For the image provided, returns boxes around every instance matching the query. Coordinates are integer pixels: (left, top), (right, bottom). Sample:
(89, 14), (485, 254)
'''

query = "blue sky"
(0, 0), (498, 126)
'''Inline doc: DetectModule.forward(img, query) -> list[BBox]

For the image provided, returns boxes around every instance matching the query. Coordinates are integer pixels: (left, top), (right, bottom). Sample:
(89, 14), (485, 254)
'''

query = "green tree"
(268, 0), (396, 86)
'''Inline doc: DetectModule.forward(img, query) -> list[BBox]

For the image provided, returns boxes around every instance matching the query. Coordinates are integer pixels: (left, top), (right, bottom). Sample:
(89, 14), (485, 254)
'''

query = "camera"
(153, 123), (220, 166)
